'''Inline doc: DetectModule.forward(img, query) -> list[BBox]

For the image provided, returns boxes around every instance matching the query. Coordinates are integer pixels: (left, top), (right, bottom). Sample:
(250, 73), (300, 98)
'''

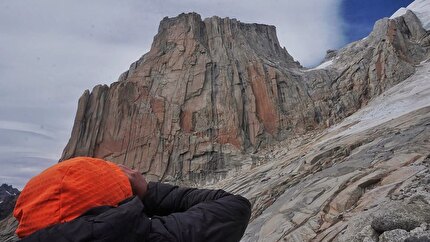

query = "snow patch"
(315, 60), (333, 69)
(390, 0), (430, 30)
(305, 60), (333, 71)
(421, 58), (430, 65)
(326, 62), (430, 140)
(390, 7), (408, 19)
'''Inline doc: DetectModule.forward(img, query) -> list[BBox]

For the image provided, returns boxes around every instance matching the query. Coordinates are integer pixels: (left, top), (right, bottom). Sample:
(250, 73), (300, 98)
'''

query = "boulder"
(371, 203), (430, 232)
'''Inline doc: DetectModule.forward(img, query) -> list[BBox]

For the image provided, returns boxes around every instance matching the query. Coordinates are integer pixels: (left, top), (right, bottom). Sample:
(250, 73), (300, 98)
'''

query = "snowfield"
(326, 60), (430, 140)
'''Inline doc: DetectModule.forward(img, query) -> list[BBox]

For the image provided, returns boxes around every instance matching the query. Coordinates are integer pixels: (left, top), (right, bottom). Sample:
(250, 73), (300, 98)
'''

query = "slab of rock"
(0, 213), (19, 242)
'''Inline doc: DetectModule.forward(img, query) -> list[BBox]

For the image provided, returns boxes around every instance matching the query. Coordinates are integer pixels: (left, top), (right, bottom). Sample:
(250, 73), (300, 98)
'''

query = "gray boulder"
(372, 203), (430, 233)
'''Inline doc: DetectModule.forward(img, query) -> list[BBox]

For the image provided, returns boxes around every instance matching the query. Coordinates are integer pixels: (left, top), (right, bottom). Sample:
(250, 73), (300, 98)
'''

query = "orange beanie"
(13, 157), (133, 238)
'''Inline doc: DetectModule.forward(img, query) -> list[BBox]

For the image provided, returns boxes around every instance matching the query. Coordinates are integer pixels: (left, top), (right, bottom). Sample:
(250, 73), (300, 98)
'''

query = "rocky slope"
(212, 60), (430, 241)
(0, 184), (19, 242)
(62, 9), (429, 188)
(0, 205), (18, 242)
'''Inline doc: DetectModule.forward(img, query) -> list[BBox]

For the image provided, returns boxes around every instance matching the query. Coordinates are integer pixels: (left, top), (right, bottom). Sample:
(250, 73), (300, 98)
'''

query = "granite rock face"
(62, 13), (302, 184)
(61, 10), (429, 187)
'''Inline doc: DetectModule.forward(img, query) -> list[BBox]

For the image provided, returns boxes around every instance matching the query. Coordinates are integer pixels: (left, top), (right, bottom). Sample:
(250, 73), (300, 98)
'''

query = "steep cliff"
(61, 13), (301, 184)
(61, 10), (429, 187)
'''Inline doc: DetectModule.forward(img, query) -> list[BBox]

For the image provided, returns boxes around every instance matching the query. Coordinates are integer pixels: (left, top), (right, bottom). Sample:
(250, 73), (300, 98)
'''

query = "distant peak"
(0, 183), (20, 194)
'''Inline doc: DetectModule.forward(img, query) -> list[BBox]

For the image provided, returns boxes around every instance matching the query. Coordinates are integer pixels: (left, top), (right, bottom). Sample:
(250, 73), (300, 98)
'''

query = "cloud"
(0, 0), (345, 189)
(0, 121), (55, 139)
(0, 156), (56, 190)
(0, 125), (59, 189)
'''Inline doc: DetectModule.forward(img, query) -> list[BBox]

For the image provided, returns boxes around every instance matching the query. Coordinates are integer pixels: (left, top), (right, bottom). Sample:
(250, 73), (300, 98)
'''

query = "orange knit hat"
(13, 157), (133, 238)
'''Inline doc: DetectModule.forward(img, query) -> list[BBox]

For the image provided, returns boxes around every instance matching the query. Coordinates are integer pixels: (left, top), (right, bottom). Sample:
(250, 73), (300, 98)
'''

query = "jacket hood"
(14, 157), (133, 238)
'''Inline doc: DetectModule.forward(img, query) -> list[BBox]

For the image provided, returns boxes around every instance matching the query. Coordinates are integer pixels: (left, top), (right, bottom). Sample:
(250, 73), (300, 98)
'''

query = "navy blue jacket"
(19, 182), (252, 242)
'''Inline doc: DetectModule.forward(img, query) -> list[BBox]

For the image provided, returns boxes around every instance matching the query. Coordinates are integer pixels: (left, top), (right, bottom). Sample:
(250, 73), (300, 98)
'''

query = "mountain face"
(61, 13), (302, 184)
(61, 10), (429, 188)
(0, 184), (19, 202)
(0, 184), (19, 221)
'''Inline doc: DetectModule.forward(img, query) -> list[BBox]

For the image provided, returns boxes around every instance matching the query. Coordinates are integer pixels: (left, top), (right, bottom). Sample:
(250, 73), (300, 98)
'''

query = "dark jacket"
(19, 182), (252, 242)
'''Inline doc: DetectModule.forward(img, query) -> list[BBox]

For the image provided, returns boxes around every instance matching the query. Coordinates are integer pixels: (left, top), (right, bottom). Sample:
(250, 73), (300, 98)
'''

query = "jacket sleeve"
(143, 182), (252, 242)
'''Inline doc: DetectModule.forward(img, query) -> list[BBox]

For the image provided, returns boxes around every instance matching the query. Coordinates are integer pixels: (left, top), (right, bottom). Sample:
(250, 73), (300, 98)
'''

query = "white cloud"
(0, 0), (344, 189)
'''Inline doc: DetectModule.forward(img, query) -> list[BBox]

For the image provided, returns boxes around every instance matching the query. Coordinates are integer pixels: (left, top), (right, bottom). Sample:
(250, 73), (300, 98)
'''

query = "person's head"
(13, 157), (133, 238)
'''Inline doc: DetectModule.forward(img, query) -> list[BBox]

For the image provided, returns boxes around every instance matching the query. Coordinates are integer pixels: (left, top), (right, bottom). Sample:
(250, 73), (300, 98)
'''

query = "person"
(13, 157), (252, 242)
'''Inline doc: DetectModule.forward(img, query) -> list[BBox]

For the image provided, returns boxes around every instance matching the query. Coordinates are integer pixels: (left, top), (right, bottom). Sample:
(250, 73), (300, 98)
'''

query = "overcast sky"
(0, 0), (412, 189)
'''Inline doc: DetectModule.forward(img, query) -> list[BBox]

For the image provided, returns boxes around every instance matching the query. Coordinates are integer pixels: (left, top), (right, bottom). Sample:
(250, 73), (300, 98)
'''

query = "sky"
(341, 0), (415, 43)
(0, 0), (414, 189)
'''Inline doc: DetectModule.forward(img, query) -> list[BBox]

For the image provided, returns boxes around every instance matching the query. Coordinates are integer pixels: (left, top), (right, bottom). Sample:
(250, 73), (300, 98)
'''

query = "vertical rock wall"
(61, 11), (429, 185)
